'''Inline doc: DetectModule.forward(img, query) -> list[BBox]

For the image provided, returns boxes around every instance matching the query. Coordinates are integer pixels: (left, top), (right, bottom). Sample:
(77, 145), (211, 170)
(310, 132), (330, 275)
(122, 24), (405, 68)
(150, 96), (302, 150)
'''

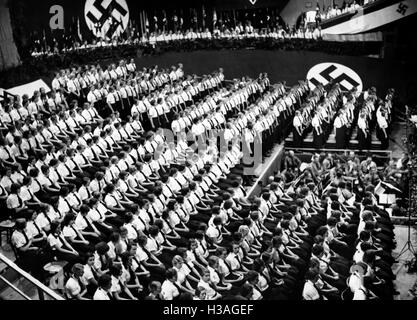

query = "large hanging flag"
(139, 11), (145, 36)
(84, 0), (129, 39)
(179, 9), (184, 27)
(202, 6), (206, 29)
(77, 17), (83, 42)
(172, 10), (178, 31)
(42, 29), (47, 51)
(153, 12), (158, 30)
(145, 11), (149, 33)
(322, 0), (417, 35)
(162, 10), (167, 31)
(191, 8), (198, 29)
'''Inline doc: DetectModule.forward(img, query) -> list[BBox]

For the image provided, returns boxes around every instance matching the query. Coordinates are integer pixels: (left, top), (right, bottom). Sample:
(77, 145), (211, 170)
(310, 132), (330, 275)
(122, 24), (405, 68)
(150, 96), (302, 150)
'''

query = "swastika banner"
(322, 0), (417, 35)
(307, 63), (363, 92)
(84, 0), (130, 39)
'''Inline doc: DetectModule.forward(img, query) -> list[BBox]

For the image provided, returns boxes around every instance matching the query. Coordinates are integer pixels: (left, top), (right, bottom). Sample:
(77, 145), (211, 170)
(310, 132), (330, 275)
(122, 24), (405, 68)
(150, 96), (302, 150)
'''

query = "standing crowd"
(291, 83), (394, 150)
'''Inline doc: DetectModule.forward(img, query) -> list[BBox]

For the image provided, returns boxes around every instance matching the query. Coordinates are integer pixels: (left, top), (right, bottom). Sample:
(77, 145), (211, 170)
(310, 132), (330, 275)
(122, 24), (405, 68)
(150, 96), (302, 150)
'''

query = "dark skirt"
(313, 130), (325, 148)
(293, 128), (303, 147)
(357, 129), (370, 151)
(140, 113), (152, 132)
(335, 127), (345, 149)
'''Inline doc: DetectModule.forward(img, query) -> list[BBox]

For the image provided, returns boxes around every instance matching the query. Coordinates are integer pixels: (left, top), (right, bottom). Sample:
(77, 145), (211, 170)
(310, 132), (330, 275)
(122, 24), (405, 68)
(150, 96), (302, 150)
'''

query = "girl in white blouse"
(48, 221), (83, 272)
(62, 212), (95, 254)
(186, 238), (208, 273)
(197, 269), (222, 300)
(172, 255), (196, 295)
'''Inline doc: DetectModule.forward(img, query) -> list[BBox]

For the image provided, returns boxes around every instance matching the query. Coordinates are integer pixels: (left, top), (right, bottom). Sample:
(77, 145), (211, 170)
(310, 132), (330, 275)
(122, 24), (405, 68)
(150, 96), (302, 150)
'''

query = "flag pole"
(43, 29), (47, 52)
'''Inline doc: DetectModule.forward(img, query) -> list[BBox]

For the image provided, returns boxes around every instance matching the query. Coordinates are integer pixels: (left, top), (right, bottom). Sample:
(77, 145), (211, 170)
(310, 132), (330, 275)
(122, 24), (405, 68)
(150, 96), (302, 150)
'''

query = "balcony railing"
(0, 253), (64, 300)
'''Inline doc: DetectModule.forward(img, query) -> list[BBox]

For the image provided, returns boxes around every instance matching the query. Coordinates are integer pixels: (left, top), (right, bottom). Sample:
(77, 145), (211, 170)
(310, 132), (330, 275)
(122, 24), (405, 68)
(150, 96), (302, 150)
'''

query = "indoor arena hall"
(0, 0), (416, 301)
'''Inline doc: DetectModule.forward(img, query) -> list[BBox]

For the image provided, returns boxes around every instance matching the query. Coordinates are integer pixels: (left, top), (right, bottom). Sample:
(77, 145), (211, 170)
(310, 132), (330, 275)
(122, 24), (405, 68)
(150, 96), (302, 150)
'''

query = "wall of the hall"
(0, 0), (21, 70)
(135, 49), (417, 106)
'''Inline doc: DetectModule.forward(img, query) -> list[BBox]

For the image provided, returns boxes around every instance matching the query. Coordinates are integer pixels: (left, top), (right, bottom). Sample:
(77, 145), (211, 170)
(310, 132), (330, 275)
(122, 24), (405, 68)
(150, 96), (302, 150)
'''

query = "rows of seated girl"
(60, 157), (396, 300)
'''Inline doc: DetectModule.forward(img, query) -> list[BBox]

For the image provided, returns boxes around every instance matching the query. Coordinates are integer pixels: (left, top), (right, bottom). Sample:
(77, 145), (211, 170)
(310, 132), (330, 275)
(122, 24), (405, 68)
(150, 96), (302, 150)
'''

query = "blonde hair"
(172, 255), (183, 266)
(238, 225), (249, 236)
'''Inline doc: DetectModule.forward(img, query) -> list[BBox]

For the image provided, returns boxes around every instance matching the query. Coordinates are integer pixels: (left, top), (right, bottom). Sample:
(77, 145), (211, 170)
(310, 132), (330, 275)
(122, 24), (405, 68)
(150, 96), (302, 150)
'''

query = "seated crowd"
(283, 150), (400, 300)
(0, 56), (399, 300)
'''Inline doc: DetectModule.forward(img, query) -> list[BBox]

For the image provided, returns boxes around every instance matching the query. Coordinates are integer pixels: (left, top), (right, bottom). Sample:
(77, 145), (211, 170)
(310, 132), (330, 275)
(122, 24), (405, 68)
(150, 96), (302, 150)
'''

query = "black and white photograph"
(0, 0), (416, 307)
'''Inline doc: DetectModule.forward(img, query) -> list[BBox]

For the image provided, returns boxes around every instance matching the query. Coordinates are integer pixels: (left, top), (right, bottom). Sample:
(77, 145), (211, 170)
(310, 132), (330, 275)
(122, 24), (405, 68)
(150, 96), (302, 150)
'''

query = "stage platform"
(285, 128), (384, 150)
(245, 143), (285, 199)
